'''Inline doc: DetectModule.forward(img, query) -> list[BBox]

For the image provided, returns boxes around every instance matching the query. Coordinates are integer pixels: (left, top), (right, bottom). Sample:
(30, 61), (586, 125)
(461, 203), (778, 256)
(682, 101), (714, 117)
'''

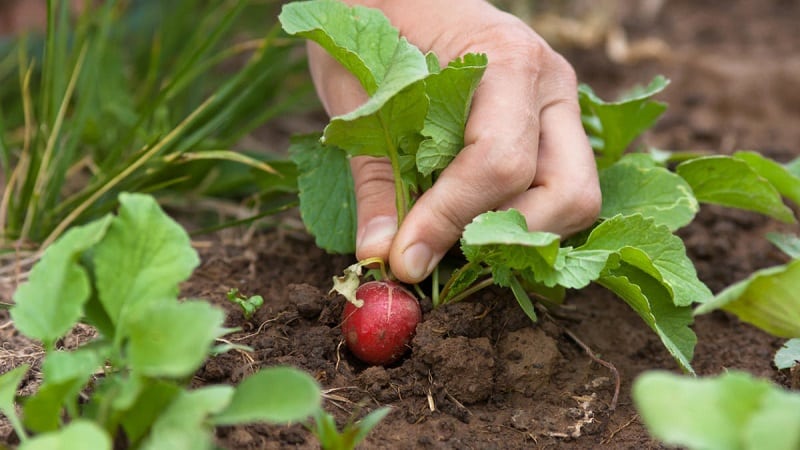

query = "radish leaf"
(94, 193), (199, 332)
(290, 134), (357, 253)
(213, 367), (321, 425)
(599, 155), (698, 230)
(579, 76), (669, 169)
(11, 217), (112, 349)
(634, 371), (800, 450)
(694, 259), (800, 338)
(677, 155), (796, 223)
(19, 420), (112, 450)
(417, 54), (487, 176)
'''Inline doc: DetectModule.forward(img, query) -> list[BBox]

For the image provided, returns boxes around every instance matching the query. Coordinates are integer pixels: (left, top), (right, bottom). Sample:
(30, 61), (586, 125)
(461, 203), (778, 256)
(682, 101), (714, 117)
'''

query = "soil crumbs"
(2, 0), (800, 448)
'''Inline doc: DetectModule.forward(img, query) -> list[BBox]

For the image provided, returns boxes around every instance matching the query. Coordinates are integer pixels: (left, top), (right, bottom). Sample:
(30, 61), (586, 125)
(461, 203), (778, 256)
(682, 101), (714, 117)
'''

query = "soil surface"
(2, 0), (800, 448)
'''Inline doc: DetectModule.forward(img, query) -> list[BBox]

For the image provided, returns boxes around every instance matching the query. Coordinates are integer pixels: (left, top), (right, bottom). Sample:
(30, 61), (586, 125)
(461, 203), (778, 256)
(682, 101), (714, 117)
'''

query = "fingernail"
(357, 216), (397, 251)
(402, 242), (434, 281)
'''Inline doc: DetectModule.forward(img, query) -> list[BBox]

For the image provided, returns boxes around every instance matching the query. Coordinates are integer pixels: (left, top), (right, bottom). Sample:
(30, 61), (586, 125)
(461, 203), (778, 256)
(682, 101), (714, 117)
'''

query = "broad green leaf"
(676, 156), (796, 223)
(786, 155), (800, 178)
(23, 350), (102, 433)
(94, 193), (199, 329)
(280, 0), (430, 160)
(733, 150), (800, 206)
(417, 53), (487, 176)
(11, 216), (112, 348)
(694, 259), (800, 338)
(580, 214), (712, 306)
(279, 0), (420, 95)
(579, 75), (669, 168)
(0, 365), (29, 439)
(527, 248), (610, 289)
(120, 380), (182, 445)
(323, 81), (428, 158)
(140, 386), (234, 450)
(126, 301), (226, 378)
(766, 232), (800, 259)
(599, 157), (698, 230)
(213, 366), (321, 425)
(633, 371), (800, 450)
(462, 209), (561, 270)
(289, 134), (357, 253)
(19, 419), (111, 450)
(599, 256), (696, 373)
(775, 339), (800, 370)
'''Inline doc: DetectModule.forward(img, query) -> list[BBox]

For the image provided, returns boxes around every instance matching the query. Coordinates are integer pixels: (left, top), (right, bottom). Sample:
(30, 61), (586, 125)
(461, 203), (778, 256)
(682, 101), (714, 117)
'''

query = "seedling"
(0, 193), (321, 448)
(280, 0), (800, 373)
(227, 287), (265, 320)
(309, 407), (391, 450)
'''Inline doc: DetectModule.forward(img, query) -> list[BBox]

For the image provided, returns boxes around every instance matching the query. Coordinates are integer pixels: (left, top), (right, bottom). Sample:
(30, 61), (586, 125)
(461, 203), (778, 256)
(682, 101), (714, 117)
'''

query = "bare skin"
(308, 0), (601, 283)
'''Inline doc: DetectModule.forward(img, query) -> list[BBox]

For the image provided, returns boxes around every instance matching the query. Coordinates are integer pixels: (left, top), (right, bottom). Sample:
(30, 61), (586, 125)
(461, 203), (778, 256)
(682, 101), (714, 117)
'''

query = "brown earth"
(2, 0), (800, 448)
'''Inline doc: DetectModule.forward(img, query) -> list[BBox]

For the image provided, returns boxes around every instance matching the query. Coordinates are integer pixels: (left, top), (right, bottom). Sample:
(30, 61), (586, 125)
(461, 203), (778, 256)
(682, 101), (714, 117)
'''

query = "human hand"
(307, 0), (601, 283)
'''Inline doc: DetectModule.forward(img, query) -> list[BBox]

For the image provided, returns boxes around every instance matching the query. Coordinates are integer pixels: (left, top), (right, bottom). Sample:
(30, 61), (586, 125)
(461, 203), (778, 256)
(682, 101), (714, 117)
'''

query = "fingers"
(500, 100), (602, 236)
(351, 156), (398, 262)
(388, 55), (542, 283)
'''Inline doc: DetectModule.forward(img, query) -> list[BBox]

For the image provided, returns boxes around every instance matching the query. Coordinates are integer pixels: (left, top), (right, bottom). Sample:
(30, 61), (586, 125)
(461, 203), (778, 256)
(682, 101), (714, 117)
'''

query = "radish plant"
(279, 0), (800, 373)
(0, 193), (321, 449)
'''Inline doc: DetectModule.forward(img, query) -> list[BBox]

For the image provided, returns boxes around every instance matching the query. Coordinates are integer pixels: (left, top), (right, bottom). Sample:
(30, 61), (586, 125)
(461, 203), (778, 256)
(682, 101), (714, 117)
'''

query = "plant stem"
(377, 112), (408, 224)
(444, 277), (495, 305)
(431, 266), (440, 306)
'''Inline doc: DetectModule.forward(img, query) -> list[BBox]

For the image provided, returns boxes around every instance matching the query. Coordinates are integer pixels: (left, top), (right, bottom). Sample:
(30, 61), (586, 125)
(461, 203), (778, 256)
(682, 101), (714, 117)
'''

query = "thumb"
(351, 156), (398, 263)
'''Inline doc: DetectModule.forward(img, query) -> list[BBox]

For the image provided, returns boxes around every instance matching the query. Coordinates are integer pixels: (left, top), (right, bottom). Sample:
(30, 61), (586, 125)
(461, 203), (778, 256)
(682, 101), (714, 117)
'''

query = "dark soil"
(2, 0), (799, 448)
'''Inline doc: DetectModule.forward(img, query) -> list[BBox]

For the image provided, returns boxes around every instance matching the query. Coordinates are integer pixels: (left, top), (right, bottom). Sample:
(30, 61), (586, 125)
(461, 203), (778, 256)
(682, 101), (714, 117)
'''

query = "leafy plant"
(0, 193), (321, 449)
(309, 407), (391, 450)
(226, 288), (265, 320)
(278, 0), (800, 375)
(0, 0), (311, 254)
(633, 371), (800, 450)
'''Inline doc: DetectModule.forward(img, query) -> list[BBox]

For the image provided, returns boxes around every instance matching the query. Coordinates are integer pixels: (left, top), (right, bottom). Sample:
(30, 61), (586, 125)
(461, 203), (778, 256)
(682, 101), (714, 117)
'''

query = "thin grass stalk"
(0, 57), (35, 243)
(39, 91), (219, 249)
(19, 44), (87, 243)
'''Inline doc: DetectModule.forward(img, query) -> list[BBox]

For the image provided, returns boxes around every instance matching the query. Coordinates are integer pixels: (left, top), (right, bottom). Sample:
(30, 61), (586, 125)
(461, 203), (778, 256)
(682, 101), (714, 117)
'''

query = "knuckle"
(563, 179), (603, 231)
(481, 145), (535, 192)
(351, 158), (395, 203)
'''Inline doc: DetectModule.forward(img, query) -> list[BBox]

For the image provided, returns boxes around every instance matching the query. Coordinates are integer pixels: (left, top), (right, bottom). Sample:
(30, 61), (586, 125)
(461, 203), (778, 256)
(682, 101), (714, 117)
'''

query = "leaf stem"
(444, 277), (495, 305)
(377, 112), (408, 224)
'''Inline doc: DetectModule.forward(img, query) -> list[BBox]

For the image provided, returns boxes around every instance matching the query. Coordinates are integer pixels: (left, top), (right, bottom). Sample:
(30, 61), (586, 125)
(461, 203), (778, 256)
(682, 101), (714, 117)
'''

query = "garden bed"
(2, 0), (799, 448)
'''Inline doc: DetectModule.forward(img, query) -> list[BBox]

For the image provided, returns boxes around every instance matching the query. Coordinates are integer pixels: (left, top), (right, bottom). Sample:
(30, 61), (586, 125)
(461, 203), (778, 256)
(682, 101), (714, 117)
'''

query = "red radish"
(341, 280), (422, 365)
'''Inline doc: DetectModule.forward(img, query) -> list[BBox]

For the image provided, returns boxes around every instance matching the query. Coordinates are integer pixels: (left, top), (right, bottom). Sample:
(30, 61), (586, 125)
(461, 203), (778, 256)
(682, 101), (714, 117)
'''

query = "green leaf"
(580, 214), (712, 307)
(676, 155), (796, 223)
(0, 365), (29, 440)
(11, 216), (112, 348)
(633, 371), (800, 450)
(775, 339), (800, 370)
(279, 0), (430, 159)
(599, 257), (696, 373)
(417, 53), (487, 176)
(23, 349), (102, 433)
(579, 75), (669, 168)
(766, 232), (800, 259)
(19, 419), (112, 450)
(93, 193), (199, 329)
(140, 386), (234, 450)
(350, 407), (391, 447)
(733, 150), (800, 206)
(599, 156), (698, 230)
(694, 259), (800, 338)
(508, 275), (538, 323)
(279, 0), (419, 95)
(439, 261), (483, 305)
(120, 380), (182, 445)
(289, 134), (357, 254)
(126, 301), (226, 378)
(213, 366), (321, 425)
(461, 209), (561, 270)
(323, 80), (428, 158)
